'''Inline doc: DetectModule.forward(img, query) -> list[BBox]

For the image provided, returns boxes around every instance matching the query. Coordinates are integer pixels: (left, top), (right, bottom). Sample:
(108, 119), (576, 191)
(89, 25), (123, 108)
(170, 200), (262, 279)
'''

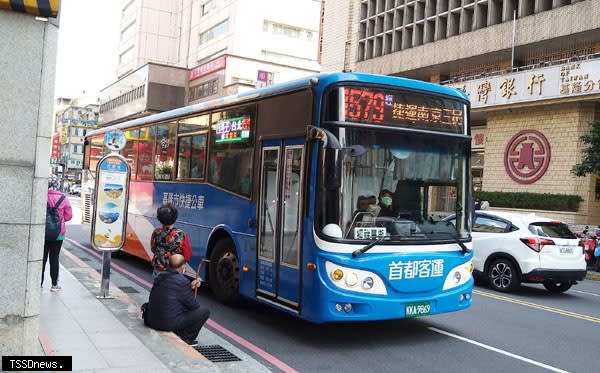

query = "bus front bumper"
(306, 279), (473, 323)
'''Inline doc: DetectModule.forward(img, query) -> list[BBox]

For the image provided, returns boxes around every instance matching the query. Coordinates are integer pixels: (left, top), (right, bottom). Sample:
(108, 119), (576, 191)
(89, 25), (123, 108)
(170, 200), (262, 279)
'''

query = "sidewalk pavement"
(586, 268), (600, 281)
(39, 243), (272, 373)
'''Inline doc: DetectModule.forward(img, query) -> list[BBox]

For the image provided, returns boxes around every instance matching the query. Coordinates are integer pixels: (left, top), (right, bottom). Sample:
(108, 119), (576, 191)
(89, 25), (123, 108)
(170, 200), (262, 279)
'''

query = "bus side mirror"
(308, 126), (343, 189)
(307, 126), (341, 149)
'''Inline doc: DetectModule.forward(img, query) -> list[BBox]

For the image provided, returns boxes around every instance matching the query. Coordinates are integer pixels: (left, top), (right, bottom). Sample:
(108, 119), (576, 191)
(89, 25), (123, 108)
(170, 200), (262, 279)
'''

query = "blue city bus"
(82, 72), (474, 323)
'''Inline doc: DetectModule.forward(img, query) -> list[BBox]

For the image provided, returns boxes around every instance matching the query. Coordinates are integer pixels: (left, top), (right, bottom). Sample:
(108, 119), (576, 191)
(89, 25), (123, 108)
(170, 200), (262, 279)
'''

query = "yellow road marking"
(473, 289), (600, 324)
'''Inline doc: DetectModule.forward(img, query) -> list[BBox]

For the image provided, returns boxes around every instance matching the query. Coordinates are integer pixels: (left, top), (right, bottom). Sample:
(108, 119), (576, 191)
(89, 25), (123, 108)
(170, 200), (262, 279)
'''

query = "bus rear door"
(257, 138), (305, 312)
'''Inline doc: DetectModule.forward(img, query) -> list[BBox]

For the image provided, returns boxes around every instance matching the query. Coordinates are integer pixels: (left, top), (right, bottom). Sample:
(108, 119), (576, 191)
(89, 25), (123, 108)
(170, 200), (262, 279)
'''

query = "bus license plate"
(405, 302), (431, 318)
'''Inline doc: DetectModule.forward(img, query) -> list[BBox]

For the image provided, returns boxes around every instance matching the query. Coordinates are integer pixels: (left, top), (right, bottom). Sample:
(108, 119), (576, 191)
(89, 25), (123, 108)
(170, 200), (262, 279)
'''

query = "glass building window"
(199, 19), (229, 45)
(189, 79), (219, 101)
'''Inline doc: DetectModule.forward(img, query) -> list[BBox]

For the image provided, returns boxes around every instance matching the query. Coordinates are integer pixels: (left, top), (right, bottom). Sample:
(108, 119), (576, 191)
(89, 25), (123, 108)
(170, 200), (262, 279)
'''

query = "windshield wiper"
(352, 235), (389, 257)
(429, 231), (470, 254)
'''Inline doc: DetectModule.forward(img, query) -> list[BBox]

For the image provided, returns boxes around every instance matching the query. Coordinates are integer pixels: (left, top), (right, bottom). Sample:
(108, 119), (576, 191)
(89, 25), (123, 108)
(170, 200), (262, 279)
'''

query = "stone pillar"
(0, 11), (58, 356)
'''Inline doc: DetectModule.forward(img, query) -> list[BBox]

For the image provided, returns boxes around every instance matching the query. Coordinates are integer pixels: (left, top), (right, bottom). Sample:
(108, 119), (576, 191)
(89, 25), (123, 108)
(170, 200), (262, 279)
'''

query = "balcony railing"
(440, 51), (600, 85)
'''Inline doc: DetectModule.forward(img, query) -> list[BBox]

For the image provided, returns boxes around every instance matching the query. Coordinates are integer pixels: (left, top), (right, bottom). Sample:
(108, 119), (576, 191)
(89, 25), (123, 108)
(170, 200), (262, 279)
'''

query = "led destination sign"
(343, 87), (464, 133)
(214, 115), (251, 144)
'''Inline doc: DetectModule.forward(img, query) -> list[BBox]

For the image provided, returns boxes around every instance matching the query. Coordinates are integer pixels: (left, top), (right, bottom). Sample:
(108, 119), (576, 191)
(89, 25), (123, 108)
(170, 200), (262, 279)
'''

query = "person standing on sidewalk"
(150, 203), (192, 277)
(142, 254), (210, 346)
(42, 180), (73, 291)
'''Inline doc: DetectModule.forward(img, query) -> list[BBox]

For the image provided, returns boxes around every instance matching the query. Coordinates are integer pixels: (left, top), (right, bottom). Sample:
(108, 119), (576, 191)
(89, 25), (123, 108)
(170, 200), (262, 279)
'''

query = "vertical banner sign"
(256, 70), (268, 88)
(91, 130), (130, 298)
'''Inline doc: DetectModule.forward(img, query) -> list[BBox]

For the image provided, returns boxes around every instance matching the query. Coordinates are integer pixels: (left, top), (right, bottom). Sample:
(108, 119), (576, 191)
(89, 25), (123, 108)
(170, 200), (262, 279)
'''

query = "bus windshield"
(317, 126), (470, 244)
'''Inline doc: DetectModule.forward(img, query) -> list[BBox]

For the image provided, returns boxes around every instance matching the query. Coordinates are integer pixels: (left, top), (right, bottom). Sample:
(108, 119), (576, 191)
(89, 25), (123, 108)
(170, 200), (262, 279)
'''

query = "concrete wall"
(321, 0), (359, 72)
(0, 11), (58, 355)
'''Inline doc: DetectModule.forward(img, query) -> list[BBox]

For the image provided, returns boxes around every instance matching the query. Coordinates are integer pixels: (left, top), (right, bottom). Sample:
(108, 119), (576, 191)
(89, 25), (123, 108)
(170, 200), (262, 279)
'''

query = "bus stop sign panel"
(91, 153), (131, 251)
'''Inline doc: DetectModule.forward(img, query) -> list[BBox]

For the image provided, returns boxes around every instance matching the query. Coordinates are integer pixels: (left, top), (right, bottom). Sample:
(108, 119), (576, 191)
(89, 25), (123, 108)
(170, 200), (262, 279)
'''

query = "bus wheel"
(209, 239), (241, 305)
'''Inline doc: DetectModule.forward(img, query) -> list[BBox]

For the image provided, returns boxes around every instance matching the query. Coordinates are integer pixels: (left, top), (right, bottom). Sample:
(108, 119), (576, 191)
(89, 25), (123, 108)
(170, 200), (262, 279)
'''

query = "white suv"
(446, 210), (586, 293)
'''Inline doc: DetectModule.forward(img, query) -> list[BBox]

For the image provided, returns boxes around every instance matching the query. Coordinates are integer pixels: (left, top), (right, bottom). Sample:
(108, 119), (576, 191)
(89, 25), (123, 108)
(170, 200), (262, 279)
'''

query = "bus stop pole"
(97, 250), (113, 299)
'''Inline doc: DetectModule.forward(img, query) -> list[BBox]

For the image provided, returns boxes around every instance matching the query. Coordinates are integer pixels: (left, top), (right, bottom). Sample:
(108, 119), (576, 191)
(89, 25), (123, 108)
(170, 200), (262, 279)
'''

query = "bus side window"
(177, 133), (206, 179)
(208, 107), (255, 197)
(136, 126), (154, 181)
(123, 129), (138, 180)
(154, 122), (176, 180)
(209, 149), (253, 196)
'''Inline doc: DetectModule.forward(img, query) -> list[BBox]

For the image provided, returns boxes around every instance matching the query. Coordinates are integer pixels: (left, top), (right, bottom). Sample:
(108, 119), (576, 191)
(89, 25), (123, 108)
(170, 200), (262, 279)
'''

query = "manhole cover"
(194, 345), (241, 363)
(118, 286), (139, 294)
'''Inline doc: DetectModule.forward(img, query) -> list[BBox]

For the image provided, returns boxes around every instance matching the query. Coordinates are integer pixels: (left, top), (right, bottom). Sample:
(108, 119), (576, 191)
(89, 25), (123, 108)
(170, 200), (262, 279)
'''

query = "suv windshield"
(316, 126), (471, 244)
(528, 222), (577, 239)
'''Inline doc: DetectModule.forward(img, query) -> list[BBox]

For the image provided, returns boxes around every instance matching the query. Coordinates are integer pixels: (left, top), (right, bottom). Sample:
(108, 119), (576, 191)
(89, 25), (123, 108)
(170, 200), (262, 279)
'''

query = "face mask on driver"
(381, 196), (392, 207)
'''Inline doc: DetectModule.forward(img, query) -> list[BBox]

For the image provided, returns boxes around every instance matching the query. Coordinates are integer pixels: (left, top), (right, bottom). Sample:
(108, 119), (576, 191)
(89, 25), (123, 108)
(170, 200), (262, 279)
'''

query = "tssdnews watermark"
(2, 356), (72, 371)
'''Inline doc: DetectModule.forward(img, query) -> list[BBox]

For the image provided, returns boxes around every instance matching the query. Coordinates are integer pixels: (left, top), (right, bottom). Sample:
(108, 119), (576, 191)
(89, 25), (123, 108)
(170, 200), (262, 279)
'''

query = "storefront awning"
(0, 0), (59, 18)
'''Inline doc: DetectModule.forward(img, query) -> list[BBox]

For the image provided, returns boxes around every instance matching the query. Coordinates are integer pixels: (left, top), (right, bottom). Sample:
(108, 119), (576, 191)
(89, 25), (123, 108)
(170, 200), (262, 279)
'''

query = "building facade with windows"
(53, 97), (99, 183)
(99, 0), (322, 126)
(322, 0), (600, 224)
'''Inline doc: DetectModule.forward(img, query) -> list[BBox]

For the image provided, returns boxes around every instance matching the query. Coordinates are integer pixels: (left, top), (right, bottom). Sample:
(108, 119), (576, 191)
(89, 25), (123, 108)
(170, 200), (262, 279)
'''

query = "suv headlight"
(442, 260), (473, 290)
(325, 261), (387, 295)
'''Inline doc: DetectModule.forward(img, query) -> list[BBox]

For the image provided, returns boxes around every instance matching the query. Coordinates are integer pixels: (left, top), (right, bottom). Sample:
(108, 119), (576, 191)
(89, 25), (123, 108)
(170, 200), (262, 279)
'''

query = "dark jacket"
(146, 268), (200, 331)
(378, 203), (396, 217)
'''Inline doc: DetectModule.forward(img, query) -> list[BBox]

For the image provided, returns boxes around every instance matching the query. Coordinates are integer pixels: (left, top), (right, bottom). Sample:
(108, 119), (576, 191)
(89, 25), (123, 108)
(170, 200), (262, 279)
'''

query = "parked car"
(70, 184), (82, 196)
(444, 210), (586, 293)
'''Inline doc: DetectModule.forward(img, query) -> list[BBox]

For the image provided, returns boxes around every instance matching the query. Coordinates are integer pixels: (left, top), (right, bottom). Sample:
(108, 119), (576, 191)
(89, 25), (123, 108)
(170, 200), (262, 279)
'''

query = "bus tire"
(209, 239), (241, 305)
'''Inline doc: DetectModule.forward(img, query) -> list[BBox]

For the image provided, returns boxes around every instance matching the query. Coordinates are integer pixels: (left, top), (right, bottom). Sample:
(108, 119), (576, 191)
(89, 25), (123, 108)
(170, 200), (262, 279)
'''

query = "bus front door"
(256, 139), (305, 312)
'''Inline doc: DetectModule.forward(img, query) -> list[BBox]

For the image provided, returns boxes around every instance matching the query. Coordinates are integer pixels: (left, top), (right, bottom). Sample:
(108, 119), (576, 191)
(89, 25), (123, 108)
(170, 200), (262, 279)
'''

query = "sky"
(54, 0), (121, 98)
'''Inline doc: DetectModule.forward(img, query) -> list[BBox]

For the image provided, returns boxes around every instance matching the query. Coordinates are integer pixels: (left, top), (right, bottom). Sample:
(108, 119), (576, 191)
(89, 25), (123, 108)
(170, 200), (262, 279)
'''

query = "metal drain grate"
(118, 286), (139, 294)
(194, 345), (241, 363)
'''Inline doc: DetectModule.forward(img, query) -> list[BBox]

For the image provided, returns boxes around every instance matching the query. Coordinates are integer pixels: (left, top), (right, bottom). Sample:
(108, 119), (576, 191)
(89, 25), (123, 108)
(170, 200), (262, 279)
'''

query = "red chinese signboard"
(189, 56), (227, 81)
(51, 134), (60, 158)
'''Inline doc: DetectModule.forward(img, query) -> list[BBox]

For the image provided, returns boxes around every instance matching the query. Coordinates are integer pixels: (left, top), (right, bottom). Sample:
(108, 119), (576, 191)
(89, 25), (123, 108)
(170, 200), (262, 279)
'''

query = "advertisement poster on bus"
(91, 153), (130, 251)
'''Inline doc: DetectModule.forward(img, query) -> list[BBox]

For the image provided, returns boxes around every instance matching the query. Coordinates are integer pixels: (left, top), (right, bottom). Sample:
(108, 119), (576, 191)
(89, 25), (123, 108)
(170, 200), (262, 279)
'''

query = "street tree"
(571, 119), (600, 177)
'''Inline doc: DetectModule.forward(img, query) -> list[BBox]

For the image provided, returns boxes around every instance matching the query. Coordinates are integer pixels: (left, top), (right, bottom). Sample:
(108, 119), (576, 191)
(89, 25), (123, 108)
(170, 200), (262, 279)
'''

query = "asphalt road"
(64, 196), (600, 373)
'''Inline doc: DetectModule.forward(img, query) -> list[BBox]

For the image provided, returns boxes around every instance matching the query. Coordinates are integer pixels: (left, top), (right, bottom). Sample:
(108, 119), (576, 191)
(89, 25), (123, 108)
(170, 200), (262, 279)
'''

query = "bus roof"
(86, 71), (468, 137)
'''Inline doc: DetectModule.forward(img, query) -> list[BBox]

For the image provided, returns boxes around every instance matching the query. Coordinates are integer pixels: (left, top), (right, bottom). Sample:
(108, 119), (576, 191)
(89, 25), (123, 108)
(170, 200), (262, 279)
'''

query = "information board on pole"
(91, 152), (131, 251)
(90, 130), (130, 299)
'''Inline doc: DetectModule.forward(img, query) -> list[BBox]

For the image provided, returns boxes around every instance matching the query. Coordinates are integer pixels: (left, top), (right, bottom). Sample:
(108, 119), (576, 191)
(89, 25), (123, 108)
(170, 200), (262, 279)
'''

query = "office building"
(99, 0), (322, 125)
(322, 0), (600, 223)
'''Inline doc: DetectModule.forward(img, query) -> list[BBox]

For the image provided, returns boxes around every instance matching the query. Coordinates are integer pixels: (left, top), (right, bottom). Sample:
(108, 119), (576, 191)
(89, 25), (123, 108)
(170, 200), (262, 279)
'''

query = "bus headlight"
(325, 261), (387, 295)
(331, 269), (344, 281)
(442, 261), (473, 290)
(453, 271), (462, 283)
(345, 272), (359, 287)
(361, 277), (374, 290)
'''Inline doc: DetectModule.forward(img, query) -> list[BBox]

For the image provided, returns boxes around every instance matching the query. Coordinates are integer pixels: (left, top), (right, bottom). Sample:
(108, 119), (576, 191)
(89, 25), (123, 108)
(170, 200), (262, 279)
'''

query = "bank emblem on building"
(504, 130), (551, 184)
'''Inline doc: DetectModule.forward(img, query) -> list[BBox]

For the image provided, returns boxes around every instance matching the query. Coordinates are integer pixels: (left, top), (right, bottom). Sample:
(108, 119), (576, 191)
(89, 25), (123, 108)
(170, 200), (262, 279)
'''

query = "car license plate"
(558, 246), (574, 254)
(405, 302), (431, 318)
